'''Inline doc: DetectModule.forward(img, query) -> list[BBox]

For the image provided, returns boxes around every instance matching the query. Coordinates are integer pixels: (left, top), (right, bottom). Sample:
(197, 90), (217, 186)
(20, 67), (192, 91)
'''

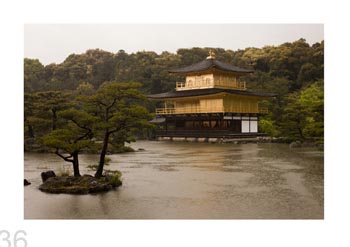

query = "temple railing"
(175, 81), (247, 91)
(156, 106), (269, 115)
(156, 106), (224, 114)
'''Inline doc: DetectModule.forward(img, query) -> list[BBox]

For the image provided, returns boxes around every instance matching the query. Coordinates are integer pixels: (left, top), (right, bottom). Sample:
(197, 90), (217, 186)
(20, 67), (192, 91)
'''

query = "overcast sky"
(24, 24), (323, 65)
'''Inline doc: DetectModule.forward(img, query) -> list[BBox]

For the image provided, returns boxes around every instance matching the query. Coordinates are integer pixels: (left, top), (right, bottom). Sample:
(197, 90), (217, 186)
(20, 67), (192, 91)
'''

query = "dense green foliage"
(280, 81), (324, 141)
(24, 91), (74, 145)
(24, 38), (324, 144)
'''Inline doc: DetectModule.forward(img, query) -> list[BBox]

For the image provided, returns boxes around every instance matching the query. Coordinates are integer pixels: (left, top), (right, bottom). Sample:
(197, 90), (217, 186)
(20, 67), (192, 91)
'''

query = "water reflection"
(24, 141), (323, 219)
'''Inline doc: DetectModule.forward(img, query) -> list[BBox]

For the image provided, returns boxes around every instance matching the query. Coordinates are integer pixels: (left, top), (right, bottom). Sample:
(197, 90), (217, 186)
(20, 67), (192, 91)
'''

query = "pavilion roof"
(148, 88), (277, 100)
(168, 58), (254, 75)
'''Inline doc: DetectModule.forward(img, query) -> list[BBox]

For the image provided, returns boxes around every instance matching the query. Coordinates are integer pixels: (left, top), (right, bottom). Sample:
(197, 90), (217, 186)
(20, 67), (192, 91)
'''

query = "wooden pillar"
(249, 114), (251, 133)
(165, 118), (168, 134)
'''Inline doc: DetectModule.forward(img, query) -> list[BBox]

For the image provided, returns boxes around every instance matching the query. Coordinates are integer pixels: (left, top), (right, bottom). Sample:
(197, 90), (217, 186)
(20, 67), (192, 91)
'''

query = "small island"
(39, 172), (122, 194)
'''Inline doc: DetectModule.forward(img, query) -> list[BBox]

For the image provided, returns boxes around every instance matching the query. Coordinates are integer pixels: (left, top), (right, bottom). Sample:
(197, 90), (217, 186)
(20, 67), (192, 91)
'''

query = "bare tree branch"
(74, 130), (93, 143)
(55, 148), (73, 163)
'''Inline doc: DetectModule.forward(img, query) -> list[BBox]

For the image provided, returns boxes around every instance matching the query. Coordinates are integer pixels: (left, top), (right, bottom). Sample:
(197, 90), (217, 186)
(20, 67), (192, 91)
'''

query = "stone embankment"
(156, 136), (285, 144)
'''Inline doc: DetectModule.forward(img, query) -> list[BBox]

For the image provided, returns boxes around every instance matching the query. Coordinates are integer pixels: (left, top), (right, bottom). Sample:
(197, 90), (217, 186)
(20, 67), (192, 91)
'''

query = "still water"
(24, 141), (323, 219)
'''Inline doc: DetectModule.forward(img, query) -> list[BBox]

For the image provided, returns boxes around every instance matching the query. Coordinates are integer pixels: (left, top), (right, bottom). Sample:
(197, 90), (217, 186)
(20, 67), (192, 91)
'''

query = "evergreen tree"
(79, 82), (152, 178)
(43, 109), (96, 177)
(280, 81), (324, 141)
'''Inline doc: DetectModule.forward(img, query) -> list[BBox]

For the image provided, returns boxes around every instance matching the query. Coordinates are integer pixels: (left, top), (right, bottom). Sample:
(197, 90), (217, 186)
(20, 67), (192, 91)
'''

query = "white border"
(1, 0), (349, 247)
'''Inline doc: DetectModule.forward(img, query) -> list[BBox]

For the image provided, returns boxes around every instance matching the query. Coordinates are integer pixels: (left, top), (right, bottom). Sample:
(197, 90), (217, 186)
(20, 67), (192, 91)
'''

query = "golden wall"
(213, 74), (238, 88)
(223, 95), (259, 113)
(176, 73), (245, 91)
(185, 74), (214, 89)
(164, 94), (260, 114)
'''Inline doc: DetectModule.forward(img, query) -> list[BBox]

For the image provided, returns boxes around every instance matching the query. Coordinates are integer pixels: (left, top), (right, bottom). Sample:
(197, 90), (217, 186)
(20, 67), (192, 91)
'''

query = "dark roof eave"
(148, 88), (277, 99)
(168, 68), (254, 75)
(168, 59), (254, 74)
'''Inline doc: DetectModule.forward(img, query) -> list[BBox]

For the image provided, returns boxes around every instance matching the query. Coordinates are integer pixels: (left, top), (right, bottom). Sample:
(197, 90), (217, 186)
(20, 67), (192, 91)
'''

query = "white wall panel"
(242, 120), (250, 133)
(250, 120), (258, 133)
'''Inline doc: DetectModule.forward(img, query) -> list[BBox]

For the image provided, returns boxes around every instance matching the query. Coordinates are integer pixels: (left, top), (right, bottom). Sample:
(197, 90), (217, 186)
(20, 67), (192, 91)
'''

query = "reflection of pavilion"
(148, 52), (276, 139)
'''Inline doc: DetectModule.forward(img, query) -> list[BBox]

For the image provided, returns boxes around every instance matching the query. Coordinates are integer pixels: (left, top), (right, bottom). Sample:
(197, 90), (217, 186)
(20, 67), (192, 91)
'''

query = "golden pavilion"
(148, 51), (276, 139)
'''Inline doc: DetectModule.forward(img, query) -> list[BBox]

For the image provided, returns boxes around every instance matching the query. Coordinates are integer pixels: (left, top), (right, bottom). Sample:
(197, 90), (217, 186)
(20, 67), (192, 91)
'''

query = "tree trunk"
(95, 131), (110, 178)
(52, 108), (57, 130)
(28, 125), (35, 138)
(298, 128), (305, 141)
(72, 151), (81, 177)
(297, 122), (305, 140)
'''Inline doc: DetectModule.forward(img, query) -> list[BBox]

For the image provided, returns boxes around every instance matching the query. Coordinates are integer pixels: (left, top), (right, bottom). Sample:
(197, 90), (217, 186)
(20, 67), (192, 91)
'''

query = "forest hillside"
(24, 38), (324, 143)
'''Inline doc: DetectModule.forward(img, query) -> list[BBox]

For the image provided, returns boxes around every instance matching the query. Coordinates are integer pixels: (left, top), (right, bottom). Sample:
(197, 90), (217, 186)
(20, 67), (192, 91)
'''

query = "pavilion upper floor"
(152, 91), (273, 115)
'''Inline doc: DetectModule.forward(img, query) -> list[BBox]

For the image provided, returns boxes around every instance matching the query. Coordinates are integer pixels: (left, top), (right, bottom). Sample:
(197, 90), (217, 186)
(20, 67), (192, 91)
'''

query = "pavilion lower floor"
(153, 113), (265, 138)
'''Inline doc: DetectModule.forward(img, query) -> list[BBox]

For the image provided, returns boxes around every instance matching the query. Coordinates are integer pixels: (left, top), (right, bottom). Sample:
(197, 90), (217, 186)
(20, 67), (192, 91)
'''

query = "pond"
(24, 141), (324, 219)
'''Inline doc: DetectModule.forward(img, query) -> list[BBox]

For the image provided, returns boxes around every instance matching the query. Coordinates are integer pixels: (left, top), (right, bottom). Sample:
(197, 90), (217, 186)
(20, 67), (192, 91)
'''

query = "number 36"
(0, 230), (27, 247)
